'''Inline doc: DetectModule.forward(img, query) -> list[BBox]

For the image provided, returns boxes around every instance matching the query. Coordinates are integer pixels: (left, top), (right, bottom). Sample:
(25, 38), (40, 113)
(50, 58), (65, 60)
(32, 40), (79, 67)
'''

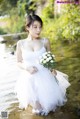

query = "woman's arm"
(16, 40), (38, 73)
(44, 39), (51, 52)
(16, 40), (26, 70)
(45, 39), (57, 76)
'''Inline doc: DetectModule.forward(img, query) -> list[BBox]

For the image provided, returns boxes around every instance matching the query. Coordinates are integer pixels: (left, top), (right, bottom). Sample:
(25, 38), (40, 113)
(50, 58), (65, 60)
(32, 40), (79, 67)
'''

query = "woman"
(15, 14), (70, 116)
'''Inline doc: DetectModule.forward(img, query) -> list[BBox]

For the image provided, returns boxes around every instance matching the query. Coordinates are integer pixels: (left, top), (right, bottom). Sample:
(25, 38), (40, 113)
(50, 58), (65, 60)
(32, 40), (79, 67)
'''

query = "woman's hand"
(26, 66), (38, 74)
(51, 69), (57, 76)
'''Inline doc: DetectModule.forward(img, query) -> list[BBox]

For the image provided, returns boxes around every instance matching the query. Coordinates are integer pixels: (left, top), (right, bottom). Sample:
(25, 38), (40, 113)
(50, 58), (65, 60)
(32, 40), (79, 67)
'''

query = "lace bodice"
(20, 39), (46, 65)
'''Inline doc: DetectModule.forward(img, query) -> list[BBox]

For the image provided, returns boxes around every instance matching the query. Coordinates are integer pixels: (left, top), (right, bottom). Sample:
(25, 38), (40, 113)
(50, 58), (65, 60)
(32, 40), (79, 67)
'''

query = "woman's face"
(27, 21), (42, 39)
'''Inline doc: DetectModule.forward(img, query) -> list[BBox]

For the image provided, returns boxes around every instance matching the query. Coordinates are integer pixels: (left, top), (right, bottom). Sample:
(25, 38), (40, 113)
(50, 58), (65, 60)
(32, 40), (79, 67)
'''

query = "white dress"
(15, 39), (70, 114)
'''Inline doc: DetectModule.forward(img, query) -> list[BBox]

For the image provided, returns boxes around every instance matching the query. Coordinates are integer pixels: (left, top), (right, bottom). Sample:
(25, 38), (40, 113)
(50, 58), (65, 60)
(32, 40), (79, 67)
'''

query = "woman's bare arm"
(16, 40), (26, 70)
(45, 39), (57, 75)
(16, 40), (38, 73)
(44, 39), (51, 52)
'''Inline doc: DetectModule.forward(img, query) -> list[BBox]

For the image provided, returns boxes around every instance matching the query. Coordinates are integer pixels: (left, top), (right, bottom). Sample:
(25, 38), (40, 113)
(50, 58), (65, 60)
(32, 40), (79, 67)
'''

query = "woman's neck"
(27, 34), (40, 41)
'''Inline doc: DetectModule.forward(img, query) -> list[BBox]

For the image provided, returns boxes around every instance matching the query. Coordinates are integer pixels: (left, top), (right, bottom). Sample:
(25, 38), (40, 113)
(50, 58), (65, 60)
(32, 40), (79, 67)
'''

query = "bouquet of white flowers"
(39, 51), (56, 70)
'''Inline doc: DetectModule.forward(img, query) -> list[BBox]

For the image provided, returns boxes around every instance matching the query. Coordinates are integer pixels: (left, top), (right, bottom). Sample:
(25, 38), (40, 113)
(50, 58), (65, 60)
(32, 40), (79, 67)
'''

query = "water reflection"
(0, 42), (18, 115)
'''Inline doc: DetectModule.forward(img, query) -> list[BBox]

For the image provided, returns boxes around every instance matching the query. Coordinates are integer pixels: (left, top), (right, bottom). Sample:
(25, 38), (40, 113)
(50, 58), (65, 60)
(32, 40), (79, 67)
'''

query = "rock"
(10, 51), (15, 55)
(0, 36), (7, 43)
(1, 40), (7, 43)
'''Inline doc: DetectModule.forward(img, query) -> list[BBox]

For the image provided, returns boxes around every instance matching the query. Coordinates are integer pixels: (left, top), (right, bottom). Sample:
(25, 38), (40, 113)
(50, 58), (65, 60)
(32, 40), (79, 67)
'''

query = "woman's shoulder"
(17, 39), (26, 46)
(42, 37), (50, 44)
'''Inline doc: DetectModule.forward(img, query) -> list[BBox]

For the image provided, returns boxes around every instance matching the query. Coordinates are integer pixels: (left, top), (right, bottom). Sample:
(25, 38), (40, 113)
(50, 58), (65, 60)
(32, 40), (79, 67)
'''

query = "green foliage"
(0, 27), (7, 34)
(17, 0), (26, 16)
(0, 0), (36, 16)
(25, 0), (37, 14)
(0, 0), (80, 42)
(8, 0), (18, 7)
(17, 0), (37, 16)
(7, 15), (25, 33)
(41, 5), (54, 19)
(0, 28), (7, 35)
(41, 0), (54, 20)
(61, 5), (80, 41)
(0, 0), (18, 15)
(0, 0), (10, 15)
(42, 5), (80, 42)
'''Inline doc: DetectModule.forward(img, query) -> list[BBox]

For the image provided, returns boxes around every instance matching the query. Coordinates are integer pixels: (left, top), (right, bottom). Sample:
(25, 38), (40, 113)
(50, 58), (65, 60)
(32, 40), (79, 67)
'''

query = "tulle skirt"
(15, 63), (70, 113)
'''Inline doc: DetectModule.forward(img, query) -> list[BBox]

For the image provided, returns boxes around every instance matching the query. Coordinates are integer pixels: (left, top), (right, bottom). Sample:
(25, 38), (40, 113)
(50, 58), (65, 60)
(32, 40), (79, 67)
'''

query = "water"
(0, 43), (18, 115)
(0, 41), (79, 119)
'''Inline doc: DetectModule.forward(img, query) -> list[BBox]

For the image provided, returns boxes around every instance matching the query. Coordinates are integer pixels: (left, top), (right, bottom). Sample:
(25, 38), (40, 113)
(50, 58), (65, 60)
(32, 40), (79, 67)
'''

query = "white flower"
(42, 52), (49, 57)
(48, 57), (52, 60)
(47, 54), (51, 57)
(43, 55), (47, 59)
(43, 60), (47, 64)
(52, 54), (55, 58)
(47, 51), (51, 54)
(50, 60), (54, 63)
(46, 58), (50, 62)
